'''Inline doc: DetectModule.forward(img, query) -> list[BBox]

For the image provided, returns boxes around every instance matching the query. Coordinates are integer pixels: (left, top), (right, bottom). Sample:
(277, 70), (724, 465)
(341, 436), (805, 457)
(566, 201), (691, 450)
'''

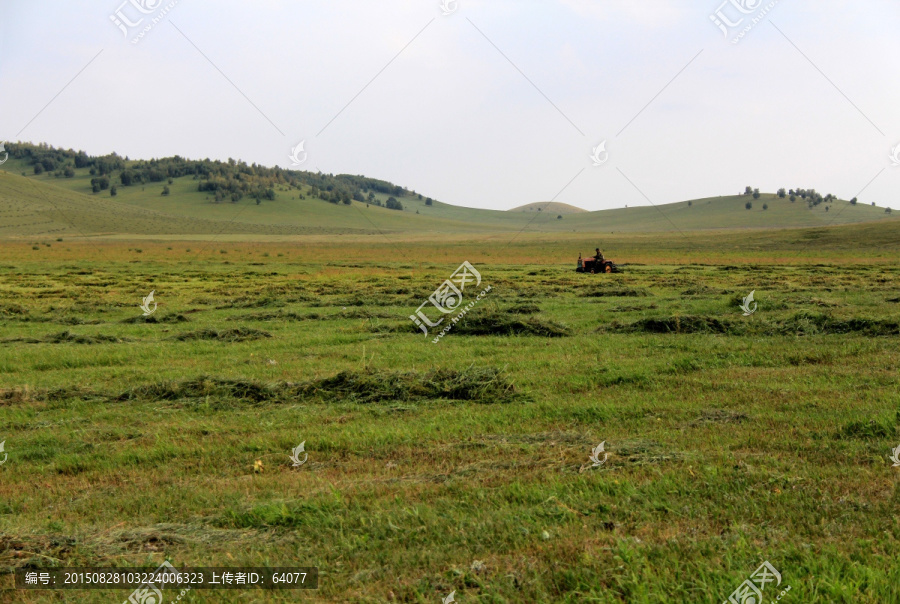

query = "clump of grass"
(121, 314), (190, 324)
(216, 297), (285, 309)
(580, 288), (648, 298)
(293, 367), (520, 403)
(779, 311), (899, 336)
(449, 311), (570, 337)
(169, 327), (271, 342)
(113, 367), (521, 405)
(604, 315), (740, 335)
(2, 331), (127, 344)
(837, 419), (896, 440)
(228, 311), (318, 322)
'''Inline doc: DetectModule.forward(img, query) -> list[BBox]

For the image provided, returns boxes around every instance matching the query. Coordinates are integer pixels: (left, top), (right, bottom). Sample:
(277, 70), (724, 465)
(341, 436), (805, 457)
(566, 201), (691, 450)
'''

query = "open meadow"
(1, 229), (899, 603)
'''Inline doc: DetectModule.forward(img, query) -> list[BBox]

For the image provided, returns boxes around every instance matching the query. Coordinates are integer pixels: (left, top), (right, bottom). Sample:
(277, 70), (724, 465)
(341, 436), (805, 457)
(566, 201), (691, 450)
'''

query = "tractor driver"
(593, 248), (604, 262)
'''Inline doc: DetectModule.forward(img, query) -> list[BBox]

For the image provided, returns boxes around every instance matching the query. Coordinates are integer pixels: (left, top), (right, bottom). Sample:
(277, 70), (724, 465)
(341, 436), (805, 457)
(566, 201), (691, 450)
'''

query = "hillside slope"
(1, 150), (896, 238)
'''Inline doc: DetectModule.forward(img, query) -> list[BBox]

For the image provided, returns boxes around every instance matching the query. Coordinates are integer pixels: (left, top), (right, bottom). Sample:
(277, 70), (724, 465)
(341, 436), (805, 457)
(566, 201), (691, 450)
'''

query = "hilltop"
(508, 202), (588, 214)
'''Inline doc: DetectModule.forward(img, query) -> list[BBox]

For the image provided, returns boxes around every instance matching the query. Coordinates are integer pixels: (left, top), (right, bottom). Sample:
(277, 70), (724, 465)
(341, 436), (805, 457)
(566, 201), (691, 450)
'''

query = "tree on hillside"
(557, 215), (562, 220)
(34, 163), (44, 175)
(752, 188), (760, 199)
(688, 200), (692, 207)
(386, 197), (403, 211)
(110, 185), (118, 197)
(777, 188), (786, 198)
(763, 203), (768, 210)
(745, 201), (752, 210)
(789, 195), (796, 202)
(64, 166), (75, 178)
(887, 208), (893, 214)
(744, 186), (753, 195)
(162, 185), (170, 196)
(850, 197), (857, 205)
(426, 198), (432, 206)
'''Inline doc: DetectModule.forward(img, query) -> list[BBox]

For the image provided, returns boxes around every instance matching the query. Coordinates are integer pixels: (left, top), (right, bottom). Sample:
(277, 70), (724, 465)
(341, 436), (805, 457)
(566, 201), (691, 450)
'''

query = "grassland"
(2, 162), (896, 241)
(1, 225), (899, 603)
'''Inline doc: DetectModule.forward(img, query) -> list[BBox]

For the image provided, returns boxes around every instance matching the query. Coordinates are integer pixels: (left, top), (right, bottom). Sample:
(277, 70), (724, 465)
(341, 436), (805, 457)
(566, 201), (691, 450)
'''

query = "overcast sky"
(1, 1), (898, 211)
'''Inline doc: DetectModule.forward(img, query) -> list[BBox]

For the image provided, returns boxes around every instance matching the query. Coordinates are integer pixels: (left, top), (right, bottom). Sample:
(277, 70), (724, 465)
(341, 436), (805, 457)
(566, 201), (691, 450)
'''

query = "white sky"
(1, 0), (898, 211)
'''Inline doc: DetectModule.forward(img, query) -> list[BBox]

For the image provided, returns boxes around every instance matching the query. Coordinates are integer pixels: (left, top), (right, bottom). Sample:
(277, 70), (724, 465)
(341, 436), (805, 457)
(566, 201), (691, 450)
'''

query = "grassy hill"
(1, 145), (896, 239)
(509, 202), (588, 214)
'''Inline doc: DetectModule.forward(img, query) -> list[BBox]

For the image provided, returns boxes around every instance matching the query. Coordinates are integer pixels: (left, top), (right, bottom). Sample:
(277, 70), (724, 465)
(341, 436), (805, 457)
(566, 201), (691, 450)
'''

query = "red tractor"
(576, 254), (623, 274)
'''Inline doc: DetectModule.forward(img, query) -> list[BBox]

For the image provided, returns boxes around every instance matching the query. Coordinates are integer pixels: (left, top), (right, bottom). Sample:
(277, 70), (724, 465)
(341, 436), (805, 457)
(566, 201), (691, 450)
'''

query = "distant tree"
(752, 188), (760, 200)
(687, 200), (692, 207)
(871, 202), (876, 206)
(33, 163), (44, 175)
(887, 207), (893, 214)
(825, 206), (829, 212)
(745, 201), (752, 210)
(64, 166), (75, 178)
(763, 203), (768, 210)
(110, 185), (118, 197)
(231, 191), (242, 202)
(777, 188), (786, 198)
(92, 183), (100, 193)
(367, 192), (375, 202)
(168, 178), (174, 185)
(265, 188), (276, 201)
(789, 189), (794, 196)
(162, 185), (170, 196)
(352, 190), (364, 202)
(417, 193), (423, 200)
(789, 195), (796, 202)
(425, 198), (432, 206)
(91, 176), (110, 191)
(256, 197), (261, 205)
(850, 197), (857, 205)
(386, 196), (403, 211)
(744, 186), (753, 195)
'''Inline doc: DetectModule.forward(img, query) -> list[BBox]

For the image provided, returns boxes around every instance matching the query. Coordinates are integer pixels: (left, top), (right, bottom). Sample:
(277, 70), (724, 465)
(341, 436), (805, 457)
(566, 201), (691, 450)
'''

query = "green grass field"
(2, 161), (896, 241)
(1, 223), (899, 602)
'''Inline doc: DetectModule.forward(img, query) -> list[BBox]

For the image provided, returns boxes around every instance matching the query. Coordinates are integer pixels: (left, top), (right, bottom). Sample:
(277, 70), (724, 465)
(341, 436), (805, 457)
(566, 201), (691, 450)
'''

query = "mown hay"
(113, 367), (521, 405)
(169, 328), (271, 342)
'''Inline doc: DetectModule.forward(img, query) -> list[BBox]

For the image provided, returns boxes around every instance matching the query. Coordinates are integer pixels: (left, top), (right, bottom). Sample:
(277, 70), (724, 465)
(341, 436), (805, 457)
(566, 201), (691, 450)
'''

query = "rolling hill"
(0, 143), (896, 239)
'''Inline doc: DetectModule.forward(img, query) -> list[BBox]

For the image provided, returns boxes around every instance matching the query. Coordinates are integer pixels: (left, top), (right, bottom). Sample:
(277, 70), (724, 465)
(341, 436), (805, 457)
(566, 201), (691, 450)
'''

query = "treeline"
(5, 142), (415, 210)
(744, 186), (848, 207)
